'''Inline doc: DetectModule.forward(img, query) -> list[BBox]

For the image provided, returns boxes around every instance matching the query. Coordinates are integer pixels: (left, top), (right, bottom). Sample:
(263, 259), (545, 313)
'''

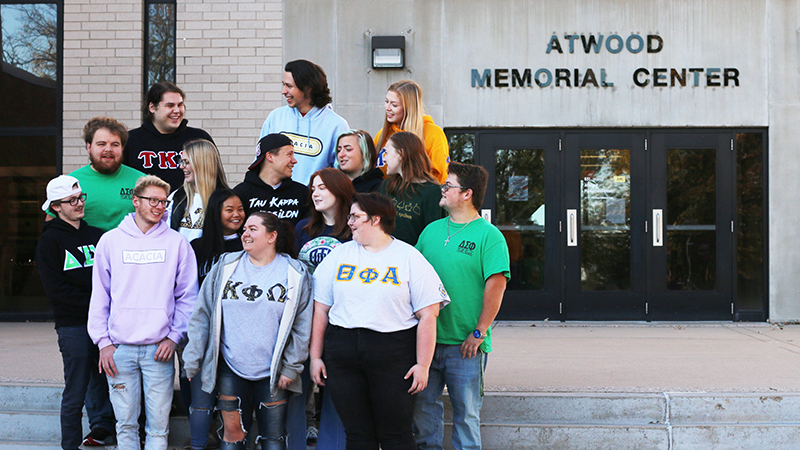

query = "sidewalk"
(3, 321), (800, 393)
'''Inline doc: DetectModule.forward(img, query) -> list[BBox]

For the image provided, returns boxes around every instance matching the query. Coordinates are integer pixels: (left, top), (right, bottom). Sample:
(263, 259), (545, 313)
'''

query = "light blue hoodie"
(259, 104), (349, 186)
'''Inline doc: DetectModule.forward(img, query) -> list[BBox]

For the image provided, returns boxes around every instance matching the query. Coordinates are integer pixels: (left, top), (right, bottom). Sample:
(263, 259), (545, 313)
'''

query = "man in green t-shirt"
(67, 117), (145, 232)
(413, 162), (510, 450)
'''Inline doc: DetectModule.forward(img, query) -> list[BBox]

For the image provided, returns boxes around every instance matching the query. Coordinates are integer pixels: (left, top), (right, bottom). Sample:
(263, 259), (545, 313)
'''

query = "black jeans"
(323, 325), (417, 450)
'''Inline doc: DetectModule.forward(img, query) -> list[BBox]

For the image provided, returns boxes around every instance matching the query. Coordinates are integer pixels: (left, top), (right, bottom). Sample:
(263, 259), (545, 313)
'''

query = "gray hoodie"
(183, 250), (312, 396)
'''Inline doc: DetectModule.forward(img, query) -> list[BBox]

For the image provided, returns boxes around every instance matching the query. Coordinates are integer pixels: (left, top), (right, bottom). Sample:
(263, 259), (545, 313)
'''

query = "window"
(144, 0), (176, 89)
(1, 1), (61, 319)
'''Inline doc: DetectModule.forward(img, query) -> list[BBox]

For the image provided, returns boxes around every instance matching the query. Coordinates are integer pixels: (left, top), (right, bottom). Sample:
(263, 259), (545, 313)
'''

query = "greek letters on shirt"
(247, 197), (300, 219)
(119, 187), (134, 200)
(63, 245), (96, 271)
(137, 151), (180, 169)
(222, 280), (288, 303)
(457, 239), (477, 256)
(336, 264), (400, 285)
(390, 198), (421, 221)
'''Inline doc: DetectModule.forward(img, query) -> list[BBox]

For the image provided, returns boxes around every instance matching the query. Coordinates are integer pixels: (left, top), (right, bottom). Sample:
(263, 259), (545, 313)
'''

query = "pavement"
(3, 321), (800, 393)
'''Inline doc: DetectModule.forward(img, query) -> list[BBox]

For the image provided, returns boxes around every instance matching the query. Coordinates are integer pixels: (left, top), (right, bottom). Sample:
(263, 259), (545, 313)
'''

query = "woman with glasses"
(379, 131), (445, 246)
(335, 129), (383, 193)
(374, 80), (449, 184)
(309, 192), (449, 450)
(166, 139), (229, 241)
(184, 212), (312, 450)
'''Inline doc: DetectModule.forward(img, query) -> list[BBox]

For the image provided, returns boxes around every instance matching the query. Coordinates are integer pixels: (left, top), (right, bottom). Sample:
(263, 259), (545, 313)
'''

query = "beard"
(89, 152), (122, 175)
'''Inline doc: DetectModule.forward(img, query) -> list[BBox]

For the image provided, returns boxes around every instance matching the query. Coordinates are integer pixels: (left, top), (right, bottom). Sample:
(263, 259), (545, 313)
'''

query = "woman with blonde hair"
(374, 80), (449, 183)
(166, 139), (229, 241)
(335, 129), (383, 193)
(379, 131), (445, 246)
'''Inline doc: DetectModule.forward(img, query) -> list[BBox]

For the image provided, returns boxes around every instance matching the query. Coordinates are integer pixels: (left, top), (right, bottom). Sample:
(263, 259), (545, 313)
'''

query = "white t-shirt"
(166, 191), (203, 242)
(313, 239), (449, 332)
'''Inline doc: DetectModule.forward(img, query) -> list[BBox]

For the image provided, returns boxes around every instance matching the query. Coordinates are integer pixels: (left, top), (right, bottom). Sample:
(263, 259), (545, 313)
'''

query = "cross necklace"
(444, 213), (480, 246)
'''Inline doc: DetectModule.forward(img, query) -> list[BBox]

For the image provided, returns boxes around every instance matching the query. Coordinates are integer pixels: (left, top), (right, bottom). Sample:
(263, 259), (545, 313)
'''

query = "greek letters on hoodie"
(87, 213), (198, 349)
(233, 171), (310, 226)
(124, 119), (214, 192)
(260, 104), (349, 186)
(35, 218), (104, 329)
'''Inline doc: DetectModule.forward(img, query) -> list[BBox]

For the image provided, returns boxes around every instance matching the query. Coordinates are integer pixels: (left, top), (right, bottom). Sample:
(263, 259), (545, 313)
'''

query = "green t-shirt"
(380, 181), (445, 246)
(416, 217), (510, 353)
(69, 164), (144, 232)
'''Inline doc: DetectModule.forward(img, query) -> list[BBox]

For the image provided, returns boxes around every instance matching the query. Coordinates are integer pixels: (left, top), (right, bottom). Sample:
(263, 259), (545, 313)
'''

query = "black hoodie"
(352, 167), (385, 193)
(124, 119), (214, 192)
(35, 218), (104, 328)
(233, 171), (310, 226)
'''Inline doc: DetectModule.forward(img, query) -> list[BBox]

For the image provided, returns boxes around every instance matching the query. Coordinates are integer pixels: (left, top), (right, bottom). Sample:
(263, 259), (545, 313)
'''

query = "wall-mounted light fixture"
(371, 36), (405, 69)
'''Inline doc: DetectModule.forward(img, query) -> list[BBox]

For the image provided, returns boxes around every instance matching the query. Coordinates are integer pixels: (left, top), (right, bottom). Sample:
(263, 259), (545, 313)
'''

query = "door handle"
(567, 209), (577, 247)
(653, 209), (663, 247)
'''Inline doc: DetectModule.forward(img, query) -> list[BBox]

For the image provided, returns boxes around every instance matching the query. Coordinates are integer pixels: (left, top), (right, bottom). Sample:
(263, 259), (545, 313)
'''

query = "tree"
(1, 4), (57, 80)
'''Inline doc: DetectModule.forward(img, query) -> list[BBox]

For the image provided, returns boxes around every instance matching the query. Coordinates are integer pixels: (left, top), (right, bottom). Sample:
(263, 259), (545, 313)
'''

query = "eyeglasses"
(56, 193), (87, 206)
(137, 196), (171, 207)
(347, 213), (369, 222)
(441, 182), (467, 193)
(178, 159), (190, 167)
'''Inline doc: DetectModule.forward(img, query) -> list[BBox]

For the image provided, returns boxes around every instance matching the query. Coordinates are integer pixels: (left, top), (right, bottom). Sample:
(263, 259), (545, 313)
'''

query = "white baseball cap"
(42, 175), (82, 212)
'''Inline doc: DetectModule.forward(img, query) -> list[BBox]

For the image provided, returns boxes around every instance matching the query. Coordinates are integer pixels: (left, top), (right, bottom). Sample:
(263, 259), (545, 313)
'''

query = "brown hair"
(382, 131), (437, 198)
(303, 168), (356, 241)
(249, 211), (298, 258)
(353, 192), (396, 235)
(144, 81), (185, 121)
(82, 116), (129, 147)
(447, 162), (488, 210)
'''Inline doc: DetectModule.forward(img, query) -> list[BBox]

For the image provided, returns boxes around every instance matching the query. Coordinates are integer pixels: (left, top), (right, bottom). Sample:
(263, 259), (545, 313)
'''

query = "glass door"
(648, 133), (734, 320)
(478, 132), (561, 320)
(563, 133), (647, 320)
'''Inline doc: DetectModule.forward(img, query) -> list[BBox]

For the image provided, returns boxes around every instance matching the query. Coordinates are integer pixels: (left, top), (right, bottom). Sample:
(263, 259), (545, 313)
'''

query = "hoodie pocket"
(109, 307), (170, 344)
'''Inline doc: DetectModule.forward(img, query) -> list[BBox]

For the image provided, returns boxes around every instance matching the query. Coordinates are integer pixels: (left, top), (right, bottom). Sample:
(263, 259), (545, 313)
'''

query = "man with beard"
(69, 117), (145, 232)
(124, 82), (213, 192)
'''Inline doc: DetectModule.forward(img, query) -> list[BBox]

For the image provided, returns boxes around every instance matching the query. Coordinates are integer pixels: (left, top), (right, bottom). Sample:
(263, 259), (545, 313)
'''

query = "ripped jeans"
(217, 360), (289, 450)
(106, 344), (174, 450)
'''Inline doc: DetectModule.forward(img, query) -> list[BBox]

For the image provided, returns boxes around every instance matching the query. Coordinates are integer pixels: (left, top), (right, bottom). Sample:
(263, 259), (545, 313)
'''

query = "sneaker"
(82, 427), (113, 446)
(306, 425), (319, 446)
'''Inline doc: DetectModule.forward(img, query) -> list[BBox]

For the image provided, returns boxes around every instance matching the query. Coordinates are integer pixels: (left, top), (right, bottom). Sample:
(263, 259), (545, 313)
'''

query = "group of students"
(38, 58), (510, 450)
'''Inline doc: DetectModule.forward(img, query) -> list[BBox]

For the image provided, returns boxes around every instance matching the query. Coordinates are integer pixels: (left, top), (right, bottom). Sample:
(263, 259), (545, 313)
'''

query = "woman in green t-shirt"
(379, 131), (445, 246)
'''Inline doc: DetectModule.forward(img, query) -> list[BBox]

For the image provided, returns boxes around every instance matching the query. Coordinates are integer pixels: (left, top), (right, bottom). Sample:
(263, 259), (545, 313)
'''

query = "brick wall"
(61, 0), (284, 184)
(62, 0), (143, 173)
(176, 0), (283, 186)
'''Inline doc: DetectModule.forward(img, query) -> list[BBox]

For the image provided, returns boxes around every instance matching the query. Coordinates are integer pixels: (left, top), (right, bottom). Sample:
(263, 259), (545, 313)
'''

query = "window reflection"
(496, 148), (545, 290)
(580, 148), (631, 291)
(447, 133), (474, 165)
(736, 133), (764, 311)
(145, 2), (176, 87)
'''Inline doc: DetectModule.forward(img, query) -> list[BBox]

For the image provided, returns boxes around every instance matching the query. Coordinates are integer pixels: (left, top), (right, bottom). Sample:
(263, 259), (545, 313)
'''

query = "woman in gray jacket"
(184, 211), (313, 450)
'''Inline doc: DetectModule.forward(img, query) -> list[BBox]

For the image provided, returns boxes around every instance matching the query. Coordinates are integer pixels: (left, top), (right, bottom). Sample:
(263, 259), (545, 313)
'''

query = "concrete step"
(0, 441), (62, 450)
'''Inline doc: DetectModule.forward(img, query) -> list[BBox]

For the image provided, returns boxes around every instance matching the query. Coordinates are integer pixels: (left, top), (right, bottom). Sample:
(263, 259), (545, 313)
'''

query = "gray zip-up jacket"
(183, 251), (312, 396)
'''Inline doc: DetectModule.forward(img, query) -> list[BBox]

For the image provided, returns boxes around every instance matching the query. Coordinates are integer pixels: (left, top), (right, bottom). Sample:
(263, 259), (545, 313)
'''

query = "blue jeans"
(316, 388), (346, 450)
(217, 360), (289, 450)
(107, 344), (175, 450)
(413, 344), (485, 450)
(189, 370), (218, 449)
(285, 361), (310, 450)
(56, 326), (115, 450)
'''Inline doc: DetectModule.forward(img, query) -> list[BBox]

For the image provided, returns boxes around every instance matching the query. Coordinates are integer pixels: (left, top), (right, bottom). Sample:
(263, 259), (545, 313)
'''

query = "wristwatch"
(472, 329), (487, 339)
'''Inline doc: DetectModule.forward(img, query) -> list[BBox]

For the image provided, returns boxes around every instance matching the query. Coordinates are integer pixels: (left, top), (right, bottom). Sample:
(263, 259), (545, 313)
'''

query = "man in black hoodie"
(234, 133), (309, 226)
(124, 82), (213, 192)
(36, 175), (116, 449)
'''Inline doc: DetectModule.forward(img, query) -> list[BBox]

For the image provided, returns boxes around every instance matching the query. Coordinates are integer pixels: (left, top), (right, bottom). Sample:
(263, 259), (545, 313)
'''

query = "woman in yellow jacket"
(374, 80), (450, 184)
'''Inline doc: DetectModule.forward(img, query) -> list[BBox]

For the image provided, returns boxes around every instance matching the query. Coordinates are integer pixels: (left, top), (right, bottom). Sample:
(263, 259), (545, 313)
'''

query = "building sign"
(471, 33), (739, 89)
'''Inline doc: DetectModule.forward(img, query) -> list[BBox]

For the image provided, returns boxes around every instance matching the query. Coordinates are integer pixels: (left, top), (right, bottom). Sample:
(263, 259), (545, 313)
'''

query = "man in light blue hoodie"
(260, 59), (350, 186)
(88, 175), (198, 450)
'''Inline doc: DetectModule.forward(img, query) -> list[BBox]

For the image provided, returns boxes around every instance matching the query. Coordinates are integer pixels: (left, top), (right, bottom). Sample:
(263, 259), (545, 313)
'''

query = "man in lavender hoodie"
(88, 175), (198, 450)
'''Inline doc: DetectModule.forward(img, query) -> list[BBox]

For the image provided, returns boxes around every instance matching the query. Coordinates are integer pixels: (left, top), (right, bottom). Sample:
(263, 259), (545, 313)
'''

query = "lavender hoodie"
(88, 212), (198, 349)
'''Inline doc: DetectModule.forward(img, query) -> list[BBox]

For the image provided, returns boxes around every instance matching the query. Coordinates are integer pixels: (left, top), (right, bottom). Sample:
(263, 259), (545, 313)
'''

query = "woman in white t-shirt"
(166, 139), (229, 241)
(310, 192), (449, 450)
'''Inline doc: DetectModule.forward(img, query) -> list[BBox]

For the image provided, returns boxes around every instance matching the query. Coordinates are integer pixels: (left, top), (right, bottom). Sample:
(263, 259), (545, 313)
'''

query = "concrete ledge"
(669, 393), (800, 423)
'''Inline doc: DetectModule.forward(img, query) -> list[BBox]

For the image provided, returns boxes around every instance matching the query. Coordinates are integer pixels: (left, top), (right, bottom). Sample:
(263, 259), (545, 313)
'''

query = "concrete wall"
(62, 0), (284, 185)
(286, 0), (767, 133)
(768, 0), (800, 321)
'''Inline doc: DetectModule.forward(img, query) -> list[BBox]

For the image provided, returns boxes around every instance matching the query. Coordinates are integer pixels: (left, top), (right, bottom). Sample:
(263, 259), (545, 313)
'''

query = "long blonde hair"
(183, 139), (229, 226)
(378, 80), (425, 149)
